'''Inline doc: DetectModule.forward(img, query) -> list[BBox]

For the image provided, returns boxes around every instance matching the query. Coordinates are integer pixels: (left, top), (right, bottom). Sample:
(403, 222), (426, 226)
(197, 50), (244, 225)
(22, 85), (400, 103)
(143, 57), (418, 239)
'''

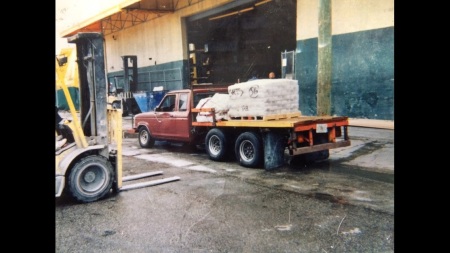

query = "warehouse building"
(61, 0), (394, 120)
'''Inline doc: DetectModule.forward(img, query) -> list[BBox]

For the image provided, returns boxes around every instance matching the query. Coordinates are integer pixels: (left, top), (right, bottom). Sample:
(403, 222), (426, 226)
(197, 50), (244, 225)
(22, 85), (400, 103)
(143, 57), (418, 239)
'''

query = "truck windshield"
(158, 94), (176, 111)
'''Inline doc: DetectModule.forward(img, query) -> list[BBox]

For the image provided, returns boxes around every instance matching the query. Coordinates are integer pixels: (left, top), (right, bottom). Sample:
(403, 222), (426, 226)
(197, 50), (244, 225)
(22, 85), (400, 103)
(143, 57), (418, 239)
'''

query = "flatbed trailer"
(190, 107), (350, 168)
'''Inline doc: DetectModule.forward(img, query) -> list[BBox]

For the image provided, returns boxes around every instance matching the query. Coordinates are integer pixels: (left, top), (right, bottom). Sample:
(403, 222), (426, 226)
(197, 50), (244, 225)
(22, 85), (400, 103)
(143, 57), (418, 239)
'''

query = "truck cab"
(150, 90), (191, 141)
(133, 85), (229, 147)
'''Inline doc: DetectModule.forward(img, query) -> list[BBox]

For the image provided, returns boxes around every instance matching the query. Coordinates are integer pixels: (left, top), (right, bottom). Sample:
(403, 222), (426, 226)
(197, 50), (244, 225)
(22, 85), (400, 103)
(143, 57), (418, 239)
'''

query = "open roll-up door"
(186, 0), (296, 85)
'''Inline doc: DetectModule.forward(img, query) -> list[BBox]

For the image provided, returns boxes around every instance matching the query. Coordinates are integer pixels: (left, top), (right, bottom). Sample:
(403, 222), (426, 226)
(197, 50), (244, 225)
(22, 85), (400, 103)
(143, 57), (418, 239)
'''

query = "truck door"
(153, 94), (178, 138)
(171, 93), (190, 140)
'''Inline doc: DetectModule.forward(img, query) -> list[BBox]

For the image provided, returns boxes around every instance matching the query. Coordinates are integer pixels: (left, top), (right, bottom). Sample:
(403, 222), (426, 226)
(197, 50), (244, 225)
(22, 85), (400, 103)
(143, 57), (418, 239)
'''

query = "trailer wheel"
(138, 127), (155, 148)
(68, 155), (114, 203)
(205, 128), (228, 161)
(235, 132), (263, 168)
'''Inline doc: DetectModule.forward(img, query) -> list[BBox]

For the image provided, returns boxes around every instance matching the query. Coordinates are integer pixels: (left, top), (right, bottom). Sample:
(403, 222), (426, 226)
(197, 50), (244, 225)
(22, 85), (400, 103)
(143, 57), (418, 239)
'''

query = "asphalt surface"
(55, 113), (394, 252)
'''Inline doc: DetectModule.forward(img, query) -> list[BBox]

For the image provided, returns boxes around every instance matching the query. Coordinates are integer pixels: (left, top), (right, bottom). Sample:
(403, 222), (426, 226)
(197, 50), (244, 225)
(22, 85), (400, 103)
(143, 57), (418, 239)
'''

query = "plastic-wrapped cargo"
(195, 93), (230, 122)
(227, 79), (300, 118)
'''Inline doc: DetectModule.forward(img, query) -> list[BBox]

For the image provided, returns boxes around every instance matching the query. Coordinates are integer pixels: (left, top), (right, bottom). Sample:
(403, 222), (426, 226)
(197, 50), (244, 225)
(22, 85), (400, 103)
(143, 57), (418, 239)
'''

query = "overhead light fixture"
(209, 6), (255, 21)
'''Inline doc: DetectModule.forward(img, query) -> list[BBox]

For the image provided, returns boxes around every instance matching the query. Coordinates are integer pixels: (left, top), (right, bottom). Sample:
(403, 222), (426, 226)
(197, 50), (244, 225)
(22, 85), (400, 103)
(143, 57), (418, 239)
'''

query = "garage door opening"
(187, 0), (296, 85)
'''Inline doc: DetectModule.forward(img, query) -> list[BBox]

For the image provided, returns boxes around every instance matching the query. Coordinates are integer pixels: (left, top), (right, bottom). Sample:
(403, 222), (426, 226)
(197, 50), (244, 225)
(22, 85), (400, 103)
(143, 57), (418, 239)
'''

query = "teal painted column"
(317, 0), (332, 116)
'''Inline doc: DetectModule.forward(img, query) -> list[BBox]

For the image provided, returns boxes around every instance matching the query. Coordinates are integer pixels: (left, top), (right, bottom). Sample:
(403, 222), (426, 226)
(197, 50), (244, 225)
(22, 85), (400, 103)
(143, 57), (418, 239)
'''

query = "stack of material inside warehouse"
(227, 79), (300, 119)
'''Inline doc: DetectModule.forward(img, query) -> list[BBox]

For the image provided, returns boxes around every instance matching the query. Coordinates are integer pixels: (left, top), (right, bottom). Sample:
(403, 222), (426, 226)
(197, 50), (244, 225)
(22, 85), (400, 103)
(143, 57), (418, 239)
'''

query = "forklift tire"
(205, 128), (228, 161)
(67, 155), (114, 203)
(235, 132), (263, 168)
(138, 127), (155, 148)
(112, 101), (121, 109)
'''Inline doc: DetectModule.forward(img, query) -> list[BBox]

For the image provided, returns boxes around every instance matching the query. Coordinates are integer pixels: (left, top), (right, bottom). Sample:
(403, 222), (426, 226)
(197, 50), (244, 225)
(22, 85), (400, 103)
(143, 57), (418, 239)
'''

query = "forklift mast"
(122, 55), (138, 114)
(67, 33), (108, 149)
(122, 55), (138, 93)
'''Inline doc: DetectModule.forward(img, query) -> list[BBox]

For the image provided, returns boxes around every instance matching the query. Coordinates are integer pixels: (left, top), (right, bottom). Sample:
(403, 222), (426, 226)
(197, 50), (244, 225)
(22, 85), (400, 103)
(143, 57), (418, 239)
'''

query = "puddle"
(308, 192), (349, 205)
(310, 159), (394, 184)
(330, 164), (394, 184)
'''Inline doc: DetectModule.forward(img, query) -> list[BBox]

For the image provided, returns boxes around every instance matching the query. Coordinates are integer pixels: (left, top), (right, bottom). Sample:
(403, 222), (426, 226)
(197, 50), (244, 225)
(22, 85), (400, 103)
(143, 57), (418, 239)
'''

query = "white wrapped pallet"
(195, 93), (230, 122)
(227, 79), (300, 118)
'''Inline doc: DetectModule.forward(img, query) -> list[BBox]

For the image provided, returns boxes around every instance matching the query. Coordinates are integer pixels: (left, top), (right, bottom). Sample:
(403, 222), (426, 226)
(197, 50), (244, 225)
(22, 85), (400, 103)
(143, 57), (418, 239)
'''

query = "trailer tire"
(235, 132), (263, 168)
(205, 128), (228, 161)
(138, 127), (155, 148)
(68, 155), (114, 203)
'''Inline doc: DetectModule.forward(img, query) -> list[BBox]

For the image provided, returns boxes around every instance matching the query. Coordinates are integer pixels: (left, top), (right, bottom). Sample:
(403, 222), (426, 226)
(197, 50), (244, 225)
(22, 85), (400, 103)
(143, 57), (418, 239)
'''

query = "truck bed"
(191, 108), (349, 129)
(191, 107), (351, 160)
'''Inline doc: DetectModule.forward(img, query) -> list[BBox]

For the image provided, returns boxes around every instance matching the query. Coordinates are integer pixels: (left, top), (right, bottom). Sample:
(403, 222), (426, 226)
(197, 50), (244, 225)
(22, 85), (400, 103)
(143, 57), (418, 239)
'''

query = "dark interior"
(187, 0), (296, 85)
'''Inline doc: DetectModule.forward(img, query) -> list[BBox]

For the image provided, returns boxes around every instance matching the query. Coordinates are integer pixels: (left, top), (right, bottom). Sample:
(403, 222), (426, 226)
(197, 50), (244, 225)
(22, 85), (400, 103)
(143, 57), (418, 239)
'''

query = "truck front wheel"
(139, 127), (155, 148)
(205, 128), (228, 161)
(235, 132), (263, 168)
(68, 155), (114, 203)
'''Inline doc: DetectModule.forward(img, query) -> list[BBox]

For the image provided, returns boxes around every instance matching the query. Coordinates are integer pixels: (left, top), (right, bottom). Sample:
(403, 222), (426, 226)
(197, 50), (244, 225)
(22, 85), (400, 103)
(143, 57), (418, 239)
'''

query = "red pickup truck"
(131, 84), (350, 170)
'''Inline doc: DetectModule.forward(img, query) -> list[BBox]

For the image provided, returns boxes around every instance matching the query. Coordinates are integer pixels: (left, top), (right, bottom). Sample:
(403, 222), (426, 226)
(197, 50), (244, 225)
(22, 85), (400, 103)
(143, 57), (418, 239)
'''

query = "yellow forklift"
(55, 33), (178, 203)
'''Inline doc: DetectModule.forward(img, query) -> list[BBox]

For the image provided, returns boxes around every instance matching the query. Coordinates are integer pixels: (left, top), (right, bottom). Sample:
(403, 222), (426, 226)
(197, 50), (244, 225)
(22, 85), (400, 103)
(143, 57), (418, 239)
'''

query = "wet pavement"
(56, 112), (394, 252)
(121, 114), (394, 175)
(118, 120), (394, 214)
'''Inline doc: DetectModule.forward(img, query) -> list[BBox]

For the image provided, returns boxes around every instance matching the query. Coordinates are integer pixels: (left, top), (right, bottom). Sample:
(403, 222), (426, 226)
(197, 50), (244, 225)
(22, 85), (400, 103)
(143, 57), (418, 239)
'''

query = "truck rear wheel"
(205, 128), (228, 161)
(235, 132), (263, 168)
(68, 155), (114, 203)
(139, 127), (155, 148)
